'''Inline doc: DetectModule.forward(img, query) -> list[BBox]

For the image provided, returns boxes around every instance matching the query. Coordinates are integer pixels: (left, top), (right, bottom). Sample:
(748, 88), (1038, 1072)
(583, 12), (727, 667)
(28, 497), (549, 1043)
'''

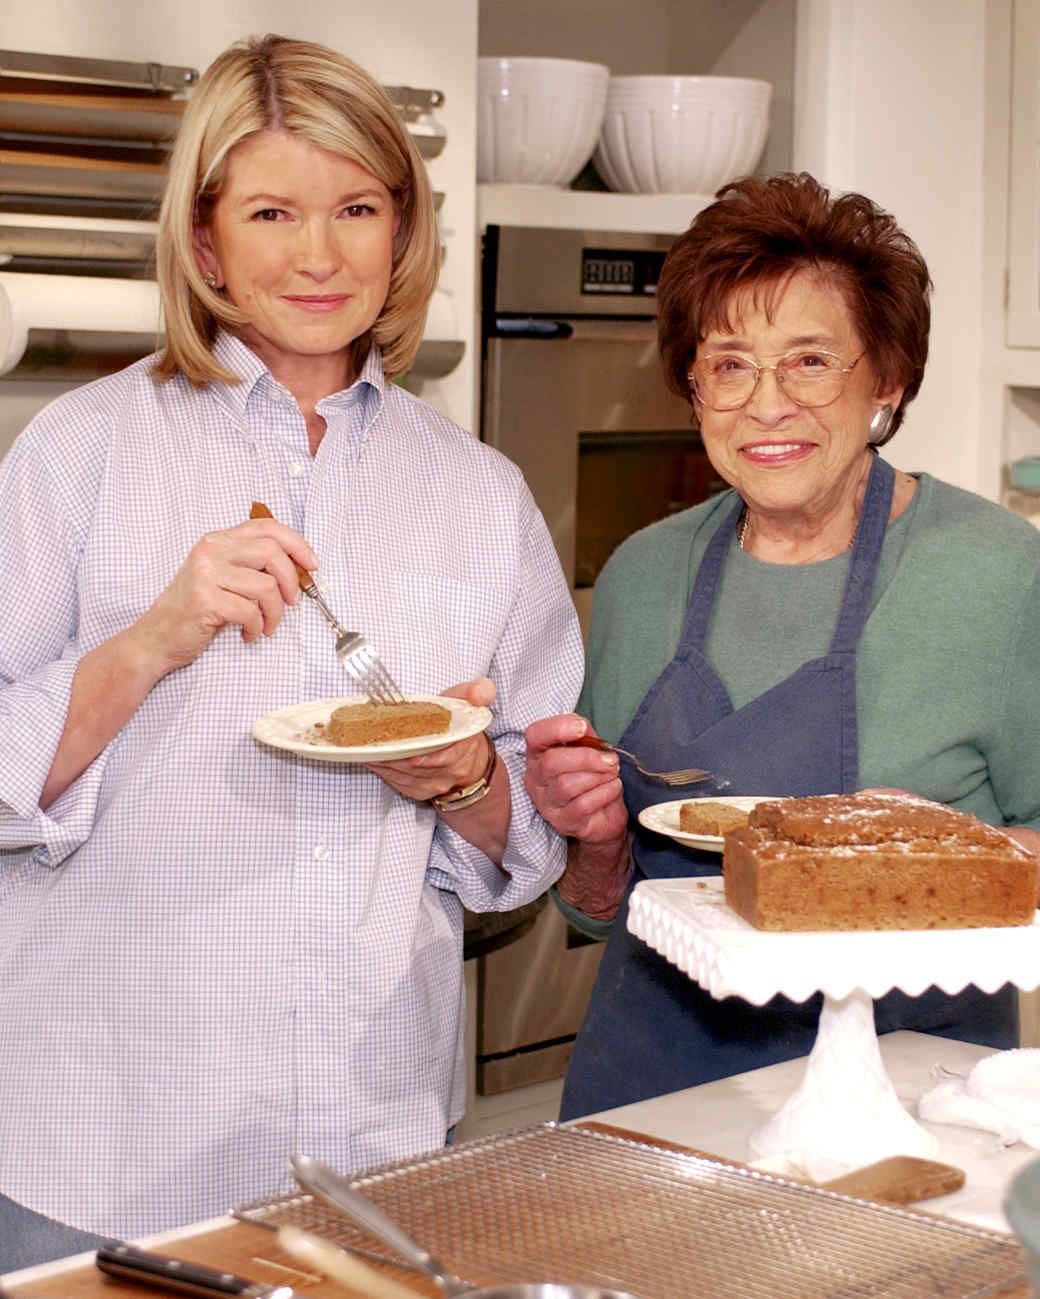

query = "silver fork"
(250, 502), (405, 705)
(301, 585), (406, 705)
(574, 734), (711, 786)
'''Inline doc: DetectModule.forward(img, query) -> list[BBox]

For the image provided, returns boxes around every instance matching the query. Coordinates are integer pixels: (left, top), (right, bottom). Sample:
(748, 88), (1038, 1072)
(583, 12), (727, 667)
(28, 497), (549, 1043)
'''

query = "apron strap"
(828, 453), (894, 654)
(680, 496), (744, 652)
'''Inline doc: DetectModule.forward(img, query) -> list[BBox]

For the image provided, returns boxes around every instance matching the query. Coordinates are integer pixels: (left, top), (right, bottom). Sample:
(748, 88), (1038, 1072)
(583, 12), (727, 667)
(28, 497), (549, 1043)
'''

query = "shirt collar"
(207, 329), (386, 419)
(209, 331), (273, 421)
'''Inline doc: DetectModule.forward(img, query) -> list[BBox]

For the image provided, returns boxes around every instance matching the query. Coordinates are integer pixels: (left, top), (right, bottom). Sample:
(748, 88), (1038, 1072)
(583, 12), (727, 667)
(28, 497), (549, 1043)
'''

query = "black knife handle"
(95, 1243), (291, 1298)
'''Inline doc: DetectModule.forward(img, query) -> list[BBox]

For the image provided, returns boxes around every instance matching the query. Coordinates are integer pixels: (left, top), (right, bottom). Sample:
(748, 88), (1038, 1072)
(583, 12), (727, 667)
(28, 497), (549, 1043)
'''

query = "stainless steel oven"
(473, 224), (725, 1094)
(481, 224), (723, 629)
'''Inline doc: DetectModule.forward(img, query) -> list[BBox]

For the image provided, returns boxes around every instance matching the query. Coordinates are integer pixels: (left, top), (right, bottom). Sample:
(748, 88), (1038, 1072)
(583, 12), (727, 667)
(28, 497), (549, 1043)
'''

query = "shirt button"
(288, 462), (304, 477)
(313, 842), (330, 861)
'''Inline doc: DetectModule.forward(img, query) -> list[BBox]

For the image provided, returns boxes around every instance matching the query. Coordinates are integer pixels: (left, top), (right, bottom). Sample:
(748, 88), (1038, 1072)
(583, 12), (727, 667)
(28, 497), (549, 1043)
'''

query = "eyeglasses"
(688, 349), (864, 411)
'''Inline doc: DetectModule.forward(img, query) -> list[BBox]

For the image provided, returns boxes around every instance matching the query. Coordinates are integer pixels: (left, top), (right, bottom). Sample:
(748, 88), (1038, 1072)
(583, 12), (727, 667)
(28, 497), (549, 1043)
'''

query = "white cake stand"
(627, 876), (1040, 1171)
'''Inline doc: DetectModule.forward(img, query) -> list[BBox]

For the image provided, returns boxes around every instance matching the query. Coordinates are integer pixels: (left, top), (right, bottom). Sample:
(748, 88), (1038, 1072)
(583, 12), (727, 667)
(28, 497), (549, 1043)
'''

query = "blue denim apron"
(560, 454), (1017, 1120)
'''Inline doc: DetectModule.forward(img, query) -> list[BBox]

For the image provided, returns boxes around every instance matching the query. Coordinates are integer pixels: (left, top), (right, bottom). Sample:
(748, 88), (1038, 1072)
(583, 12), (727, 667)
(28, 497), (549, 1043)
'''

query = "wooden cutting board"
(580, 1124), (966, 1205)
(4, 1218), (405, 1299)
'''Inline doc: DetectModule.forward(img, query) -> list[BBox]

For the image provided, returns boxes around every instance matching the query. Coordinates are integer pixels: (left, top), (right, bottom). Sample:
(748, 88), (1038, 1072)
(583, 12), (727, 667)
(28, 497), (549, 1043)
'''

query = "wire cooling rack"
(233, 1124), (1029, 1299)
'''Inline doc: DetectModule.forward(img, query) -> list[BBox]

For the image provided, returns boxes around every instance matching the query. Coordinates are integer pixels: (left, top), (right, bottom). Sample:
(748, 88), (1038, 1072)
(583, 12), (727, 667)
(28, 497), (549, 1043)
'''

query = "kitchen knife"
(95, 1243), (314, 1299)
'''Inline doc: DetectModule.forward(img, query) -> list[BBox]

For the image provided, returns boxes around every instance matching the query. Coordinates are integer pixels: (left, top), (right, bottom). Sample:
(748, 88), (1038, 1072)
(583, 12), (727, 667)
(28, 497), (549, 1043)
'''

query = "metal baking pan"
(0, 91), (184, 146)
(0, 149), (167, 200)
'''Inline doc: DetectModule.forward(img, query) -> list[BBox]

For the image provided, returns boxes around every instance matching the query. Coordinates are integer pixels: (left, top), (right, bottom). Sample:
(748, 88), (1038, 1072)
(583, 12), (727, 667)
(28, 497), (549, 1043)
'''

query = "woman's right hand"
(525, 714), (632, 922)
(128, 517), (319, 677)
(524, 714), (628, 845)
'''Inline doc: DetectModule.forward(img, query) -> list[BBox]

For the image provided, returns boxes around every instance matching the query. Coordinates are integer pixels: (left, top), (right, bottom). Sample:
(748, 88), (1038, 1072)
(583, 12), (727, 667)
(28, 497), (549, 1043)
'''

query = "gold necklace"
(736, 507), (751, 549)
(737, 506), (855, 553)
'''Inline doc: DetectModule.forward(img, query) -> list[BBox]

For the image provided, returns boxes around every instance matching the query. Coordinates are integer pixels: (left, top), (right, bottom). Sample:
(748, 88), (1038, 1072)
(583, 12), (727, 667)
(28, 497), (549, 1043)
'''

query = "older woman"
(0, 35), (582, 1266)
(525, 172), (1040, 1121)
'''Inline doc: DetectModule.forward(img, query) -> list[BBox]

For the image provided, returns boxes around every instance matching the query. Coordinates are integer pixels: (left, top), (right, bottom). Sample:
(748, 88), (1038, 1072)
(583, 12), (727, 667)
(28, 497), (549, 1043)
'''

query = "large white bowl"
(593, 75), (772, 195)
(478, 56), (610, 187)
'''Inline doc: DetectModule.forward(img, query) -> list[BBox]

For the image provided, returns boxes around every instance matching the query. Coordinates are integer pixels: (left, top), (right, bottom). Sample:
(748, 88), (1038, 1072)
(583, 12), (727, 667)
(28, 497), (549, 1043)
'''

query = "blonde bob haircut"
(153, 33), (440, 386)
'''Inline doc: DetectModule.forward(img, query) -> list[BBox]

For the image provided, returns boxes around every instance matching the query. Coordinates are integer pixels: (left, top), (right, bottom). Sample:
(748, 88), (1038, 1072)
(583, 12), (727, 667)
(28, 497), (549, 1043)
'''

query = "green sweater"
(579, 468), (1040, 832)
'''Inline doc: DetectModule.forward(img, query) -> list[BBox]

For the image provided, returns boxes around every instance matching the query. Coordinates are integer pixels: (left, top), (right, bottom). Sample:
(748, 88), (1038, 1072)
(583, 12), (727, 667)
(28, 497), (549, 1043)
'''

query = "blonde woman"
(0, 34), (582, 1266)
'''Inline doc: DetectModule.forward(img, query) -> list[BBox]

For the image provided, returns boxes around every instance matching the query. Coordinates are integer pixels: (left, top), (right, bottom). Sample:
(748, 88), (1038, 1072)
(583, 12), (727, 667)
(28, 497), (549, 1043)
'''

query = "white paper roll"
(0, 272), (163, 376)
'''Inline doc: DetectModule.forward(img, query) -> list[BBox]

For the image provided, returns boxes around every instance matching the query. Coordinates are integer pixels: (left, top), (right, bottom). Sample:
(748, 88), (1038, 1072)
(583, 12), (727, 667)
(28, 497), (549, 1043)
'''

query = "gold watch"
(431, 735), (497, 813)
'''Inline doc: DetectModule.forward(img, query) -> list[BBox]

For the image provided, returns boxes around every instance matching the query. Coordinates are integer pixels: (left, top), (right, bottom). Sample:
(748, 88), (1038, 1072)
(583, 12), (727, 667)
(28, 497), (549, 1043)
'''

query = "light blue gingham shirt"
(0, 332), (584, 1238)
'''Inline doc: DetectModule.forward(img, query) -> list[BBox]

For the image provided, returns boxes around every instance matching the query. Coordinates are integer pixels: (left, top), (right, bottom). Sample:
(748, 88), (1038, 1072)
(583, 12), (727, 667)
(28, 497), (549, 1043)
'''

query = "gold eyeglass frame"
(687, 349), (865, 411)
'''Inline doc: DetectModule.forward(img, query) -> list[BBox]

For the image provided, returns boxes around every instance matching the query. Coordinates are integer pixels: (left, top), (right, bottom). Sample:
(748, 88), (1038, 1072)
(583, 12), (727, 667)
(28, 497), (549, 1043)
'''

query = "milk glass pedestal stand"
(627, 877), (1040, 1171)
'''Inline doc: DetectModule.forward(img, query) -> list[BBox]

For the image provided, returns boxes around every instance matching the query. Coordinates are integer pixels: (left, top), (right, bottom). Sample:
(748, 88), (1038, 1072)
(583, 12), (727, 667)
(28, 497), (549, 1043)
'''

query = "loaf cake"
(722, 792), (1038, 931)
(324, 700), (451, 746)
(679, 800), (751, 836)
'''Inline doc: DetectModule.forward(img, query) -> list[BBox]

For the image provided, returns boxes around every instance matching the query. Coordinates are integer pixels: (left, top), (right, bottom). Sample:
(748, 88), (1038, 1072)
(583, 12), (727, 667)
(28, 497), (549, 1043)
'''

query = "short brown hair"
(154, 33), (440, 386)
(657, 172), (931, 443)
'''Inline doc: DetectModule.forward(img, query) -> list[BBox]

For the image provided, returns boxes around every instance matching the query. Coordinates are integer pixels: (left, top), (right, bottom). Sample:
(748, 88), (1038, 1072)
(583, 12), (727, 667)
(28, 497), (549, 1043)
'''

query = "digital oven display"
(581, 248), (665, 297)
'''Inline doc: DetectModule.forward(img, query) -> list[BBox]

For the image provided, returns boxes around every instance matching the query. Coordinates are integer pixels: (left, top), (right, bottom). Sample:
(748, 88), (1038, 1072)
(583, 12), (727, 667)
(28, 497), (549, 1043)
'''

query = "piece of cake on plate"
(325, 700), (451, 746)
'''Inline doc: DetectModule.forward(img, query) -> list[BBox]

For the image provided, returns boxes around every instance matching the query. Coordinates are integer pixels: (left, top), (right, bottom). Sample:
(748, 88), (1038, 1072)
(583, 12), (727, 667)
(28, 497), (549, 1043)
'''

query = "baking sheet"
(233, 1124), (1027, 1298)
(0, 91), (184, 144)
(1, 149), (167, 200)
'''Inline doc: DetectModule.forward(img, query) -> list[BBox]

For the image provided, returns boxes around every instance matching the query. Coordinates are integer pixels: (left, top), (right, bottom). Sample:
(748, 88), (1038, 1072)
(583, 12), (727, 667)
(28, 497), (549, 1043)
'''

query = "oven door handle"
(490, 316), (573, 340)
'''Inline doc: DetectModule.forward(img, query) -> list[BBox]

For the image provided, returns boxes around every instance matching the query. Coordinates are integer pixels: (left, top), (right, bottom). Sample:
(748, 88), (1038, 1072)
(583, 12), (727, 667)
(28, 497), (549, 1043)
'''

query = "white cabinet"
(1007, 0), (1040, 347)
(980, 0), (1040, 511)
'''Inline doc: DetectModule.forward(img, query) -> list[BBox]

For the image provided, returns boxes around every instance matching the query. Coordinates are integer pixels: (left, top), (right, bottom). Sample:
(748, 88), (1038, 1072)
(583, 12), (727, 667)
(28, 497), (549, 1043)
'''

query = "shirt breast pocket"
(382, 569), (510, 695)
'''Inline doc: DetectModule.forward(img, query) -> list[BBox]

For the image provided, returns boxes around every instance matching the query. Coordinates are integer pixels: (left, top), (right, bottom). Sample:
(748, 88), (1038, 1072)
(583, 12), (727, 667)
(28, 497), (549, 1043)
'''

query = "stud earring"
(203, 271), (218, 289)
(869, 403), (894, 444)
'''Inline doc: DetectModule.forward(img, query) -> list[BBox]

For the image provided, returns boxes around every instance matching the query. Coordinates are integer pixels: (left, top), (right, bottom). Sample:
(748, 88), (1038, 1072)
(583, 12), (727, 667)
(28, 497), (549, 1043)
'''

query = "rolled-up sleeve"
(0, 652), (113, 865)
(0, 433), (113, 865)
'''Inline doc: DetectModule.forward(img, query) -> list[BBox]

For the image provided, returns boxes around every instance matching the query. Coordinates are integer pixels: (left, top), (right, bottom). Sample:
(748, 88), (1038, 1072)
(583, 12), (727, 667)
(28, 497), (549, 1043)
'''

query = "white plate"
(638, 795), (784, 852)
(252, 695), (492, 763)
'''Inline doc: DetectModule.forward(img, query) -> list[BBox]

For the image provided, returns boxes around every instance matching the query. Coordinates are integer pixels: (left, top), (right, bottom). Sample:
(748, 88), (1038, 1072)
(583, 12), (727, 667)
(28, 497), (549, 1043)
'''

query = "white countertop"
(589, 1029), (1038, 1235)
(7, 1032), (1036, 1288)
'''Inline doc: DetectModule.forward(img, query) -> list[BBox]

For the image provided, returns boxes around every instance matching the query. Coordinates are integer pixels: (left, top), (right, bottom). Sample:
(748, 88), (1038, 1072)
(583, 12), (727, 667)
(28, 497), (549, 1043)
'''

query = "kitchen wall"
(0, 0), (479, 451)
(479, 0), (672, 75)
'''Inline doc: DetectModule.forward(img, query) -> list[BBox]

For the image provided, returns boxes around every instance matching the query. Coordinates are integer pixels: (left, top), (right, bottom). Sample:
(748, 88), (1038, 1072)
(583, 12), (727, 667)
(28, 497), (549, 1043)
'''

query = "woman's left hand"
(365, 677), (496, 803)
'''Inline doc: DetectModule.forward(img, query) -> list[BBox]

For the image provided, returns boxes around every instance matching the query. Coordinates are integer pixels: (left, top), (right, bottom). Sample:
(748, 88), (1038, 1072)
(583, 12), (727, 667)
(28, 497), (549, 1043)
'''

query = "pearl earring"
(203, 271), (218, 289)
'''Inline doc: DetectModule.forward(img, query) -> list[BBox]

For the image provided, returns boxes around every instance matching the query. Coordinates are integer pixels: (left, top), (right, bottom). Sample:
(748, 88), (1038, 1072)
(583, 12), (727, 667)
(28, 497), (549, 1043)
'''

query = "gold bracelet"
(431, 734), (497, 813)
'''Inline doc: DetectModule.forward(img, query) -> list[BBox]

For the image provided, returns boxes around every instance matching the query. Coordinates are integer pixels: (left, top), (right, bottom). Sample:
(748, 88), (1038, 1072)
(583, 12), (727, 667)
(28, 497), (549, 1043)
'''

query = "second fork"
(572, 734), (711, 787)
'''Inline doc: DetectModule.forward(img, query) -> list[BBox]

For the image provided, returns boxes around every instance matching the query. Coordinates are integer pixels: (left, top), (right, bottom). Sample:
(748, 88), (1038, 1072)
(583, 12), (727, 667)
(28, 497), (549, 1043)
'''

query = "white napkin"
(917, 1048), (1040, 1147)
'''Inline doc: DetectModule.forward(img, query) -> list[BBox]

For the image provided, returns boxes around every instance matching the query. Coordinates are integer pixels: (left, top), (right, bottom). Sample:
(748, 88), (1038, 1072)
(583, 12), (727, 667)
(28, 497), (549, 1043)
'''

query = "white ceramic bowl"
(593, 75), (772, 195)
(478, 56), (610, 187)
